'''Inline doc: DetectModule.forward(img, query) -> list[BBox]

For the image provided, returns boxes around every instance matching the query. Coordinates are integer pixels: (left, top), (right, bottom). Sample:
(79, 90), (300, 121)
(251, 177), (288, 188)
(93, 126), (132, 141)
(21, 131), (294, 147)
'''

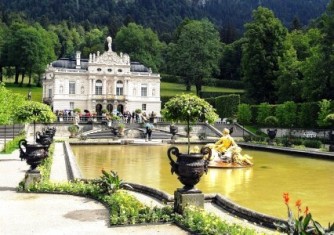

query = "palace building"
(42, 36), (161, 116)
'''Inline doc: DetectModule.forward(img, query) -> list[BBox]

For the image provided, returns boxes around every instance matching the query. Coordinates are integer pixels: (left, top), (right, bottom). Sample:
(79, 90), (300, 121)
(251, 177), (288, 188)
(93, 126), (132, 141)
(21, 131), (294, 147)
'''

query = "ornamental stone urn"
(267, 129), (277, 144)
(35, 131), (52, 148)
(19, 139), (48, 172)
(167, 146), (211, 192)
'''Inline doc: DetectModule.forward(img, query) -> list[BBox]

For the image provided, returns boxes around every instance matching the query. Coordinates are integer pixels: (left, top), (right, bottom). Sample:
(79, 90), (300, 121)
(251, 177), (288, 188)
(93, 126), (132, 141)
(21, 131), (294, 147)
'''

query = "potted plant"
(15, 101), (56, 172)
(162, 94), (218, 192)
(73, 108), (81, 114)
(118, 123), (125, 136)
(101, 109), (108, 117)
(68, 125), (79, 138)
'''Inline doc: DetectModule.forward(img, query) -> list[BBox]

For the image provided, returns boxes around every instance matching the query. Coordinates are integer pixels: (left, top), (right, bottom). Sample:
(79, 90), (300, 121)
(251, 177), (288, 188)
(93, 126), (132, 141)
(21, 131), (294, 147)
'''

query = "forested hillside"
(0, 0), (329, 39)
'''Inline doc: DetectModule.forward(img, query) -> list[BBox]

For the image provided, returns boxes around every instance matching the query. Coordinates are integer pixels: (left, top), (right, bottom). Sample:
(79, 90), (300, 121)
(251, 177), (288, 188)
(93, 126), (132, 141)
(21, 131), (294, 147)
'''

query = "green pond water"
(71, 144), (334, 225)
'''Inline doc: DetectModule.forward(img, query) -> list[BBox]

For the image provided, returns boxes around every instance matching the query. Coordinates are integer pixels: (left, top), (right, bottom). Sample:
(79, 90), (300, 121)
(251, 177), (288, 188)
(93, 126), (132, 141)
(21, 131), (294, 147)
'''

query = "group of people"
(206, 128), (253, 166)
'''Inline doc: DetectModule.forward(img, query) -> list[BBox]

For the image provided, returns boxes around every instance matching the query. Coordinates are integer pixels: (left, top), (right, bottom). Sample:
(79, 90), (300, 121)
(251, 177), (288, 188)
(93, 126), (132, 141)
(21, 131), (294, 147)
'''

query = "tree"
(9, 24), (56, 86)
(301, 0), (334, 101)
(220, 38), (245, 80)
(0, 22), (8, 83)
(161, 94), (218, 153)
(241, 7), (287, 104)
(169, 19), (221, 95)
(0, 83), (25, 124)
(114, 23), (164, 72)
(317, 99), (333, 127)
(81, 28), (107, 58)
(275, 32), (303, 103)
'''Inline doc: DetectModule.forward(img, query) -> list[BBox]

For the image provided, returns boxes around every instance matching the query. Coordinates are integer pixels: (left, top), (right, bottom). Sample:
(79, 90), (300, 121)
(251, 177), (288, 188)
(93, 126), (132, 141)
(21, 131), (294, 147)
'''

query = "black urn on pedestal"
(35, 131), (52, 149)
(267, 129), (277, 144)
(19, 139), (48, 172)
(167, 146), (211, 192)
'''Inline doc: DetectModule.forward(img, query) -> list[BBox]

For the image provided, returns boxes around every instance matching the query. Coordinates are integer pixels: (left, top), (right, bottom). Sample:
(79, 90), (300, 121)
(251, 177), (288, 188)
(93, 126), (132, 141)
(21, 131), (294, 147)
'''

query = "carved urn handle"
(167, 146), (180, 175)
(18, 139), (27, 160)
(36, 131), (41, 141)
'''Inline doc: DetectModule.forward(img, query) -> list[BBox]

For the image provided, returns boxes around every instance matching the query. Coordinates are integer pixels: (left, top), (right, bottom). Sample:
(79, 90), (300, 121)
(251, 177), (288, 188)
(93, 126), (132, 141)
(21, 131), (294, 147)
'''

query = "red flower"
(304, 206), (309, 215)
(295, 199), (302, 212)
(283, 193), (290, 205)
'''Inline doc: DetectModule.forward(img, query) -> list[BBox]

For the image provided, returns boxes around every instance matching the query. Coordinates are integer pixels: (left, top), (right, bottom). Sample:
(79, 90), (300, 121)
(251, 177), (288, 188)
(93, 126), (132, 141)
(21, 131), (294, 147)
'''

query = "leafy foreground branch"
(19, 152), (262, 235)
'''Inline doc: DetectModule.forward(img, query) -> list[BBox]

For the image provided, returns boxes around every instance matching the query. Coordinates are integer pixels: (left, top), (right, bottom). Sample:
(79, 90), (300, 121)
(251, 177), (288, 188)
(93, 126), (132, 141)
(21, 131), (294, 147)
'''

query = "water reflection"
(72, 144), (334, 225)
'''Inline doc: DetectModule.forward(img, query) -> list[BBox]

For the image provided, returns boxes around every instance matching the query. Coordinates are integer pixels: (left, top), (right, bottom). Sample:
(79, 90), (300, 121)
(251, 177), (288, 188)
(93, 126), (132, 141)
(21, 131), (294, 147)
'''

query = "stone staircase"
(83, 122), (173, 140)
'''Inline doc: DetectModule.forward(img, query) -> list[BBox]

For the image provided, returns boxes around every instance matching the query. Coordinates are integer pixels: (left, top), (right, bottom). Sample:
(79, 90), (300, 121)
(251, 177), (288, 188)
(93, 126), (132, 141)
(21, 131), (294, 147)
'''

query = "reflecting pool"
(72, 144), (334, 225)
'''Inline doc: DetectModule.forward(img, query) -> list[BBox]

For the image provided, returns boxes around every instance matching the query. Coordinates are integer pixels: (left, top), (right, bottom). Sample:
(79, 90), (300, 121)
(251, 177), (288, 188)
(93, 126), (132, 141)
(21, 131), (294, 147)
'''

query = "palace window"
(97, 68), (102, 72)
(142, 104), (146, 111)
(141, 84), (147, 97)
(69, 82), (76, 94)
(116, 81), (123, 96)
(108, 68), (112, 72)
(70, 102), (74, 110)
(95, 80), (102, 95)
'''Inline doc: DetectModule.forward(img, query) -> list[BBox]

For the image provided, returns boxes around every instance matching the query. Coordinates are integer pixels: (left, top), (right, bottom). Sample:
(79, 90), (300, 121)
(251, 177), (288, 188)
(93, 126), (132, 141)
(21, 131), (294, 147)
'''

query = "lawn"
(160, 82), (243, 96)
(3, 79), (243, 102)
(4, 82), (43, 102)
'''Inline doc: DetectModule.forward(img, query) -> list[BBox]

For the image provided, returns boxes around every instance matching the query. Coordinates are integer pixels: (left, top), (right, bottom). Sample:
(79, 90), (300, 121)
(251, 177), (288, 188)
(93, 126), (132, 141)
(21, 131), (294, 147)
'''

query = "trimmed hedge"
(247, 102), (320, 128)
(215, 94), (240, 119)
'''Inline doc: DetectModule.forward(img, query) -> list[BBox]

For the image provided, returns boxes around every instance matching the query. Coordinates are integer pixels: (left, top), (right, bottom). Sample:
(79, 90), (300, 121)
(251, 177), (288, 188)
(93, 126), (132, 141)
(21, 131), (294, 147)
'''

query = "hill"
(0, 0), (329, 39)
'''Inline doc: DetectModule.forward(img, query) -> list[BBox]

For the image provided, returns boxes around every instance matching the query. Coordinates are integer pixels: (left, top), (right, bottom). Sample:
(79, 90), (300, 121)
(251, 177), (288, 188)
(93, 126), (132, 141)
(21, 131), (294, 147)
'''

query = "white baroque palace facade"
(43, 36), (161, 116)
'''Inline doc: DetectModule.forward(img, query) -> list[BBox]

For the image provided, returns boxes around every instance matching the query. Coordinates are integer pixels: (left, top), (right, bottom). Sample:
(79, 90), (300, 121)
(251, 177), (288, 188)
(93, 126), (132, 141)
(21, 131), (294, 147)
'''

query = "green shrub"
(175, 206), (257, 235)
(291, 138), (303, 146)
(264, 116), (279, 127)
(281, 137), (292, 147)
(303, 139), (322, 149)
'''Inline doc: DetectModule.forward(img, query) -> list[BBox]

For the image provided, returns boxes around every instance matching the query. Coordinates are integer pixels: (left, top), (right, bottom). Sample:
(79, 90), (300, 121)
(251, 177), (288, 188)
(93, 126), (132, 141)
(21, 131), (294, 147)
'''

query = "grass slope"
(4, 80), (243, 102)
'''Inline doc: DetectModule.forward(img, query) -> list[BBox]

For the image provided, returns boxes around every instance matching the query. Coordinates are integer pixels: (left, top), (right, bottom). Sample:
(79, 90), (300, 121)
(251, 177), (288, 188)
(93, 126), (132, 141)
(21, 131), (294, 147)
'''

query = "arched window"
(95, 80), (102, 95)
(116, 81), (123, 96)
